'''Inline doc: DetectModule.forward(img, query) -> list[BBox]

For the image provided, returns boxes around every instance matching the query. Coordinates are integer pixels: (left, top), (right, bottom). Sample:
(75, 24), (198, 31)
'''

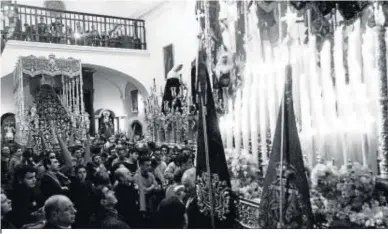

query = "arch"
(83, 63), (148, 97)
(127, 116), (145, 137)
(1, 112), (16, 143)
(94, 108), (116, 118)
(130, 120), (143, 136)
(1, 113), (15, 126)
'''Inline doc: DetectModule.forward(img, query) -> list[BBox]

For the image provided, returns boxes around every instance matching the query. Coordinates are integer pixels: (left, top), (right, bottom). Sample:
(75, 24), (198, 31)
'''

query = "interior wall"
(1, 74), (14, 116)
(93, 73), (126, 117)
(143, 1), (197, 91)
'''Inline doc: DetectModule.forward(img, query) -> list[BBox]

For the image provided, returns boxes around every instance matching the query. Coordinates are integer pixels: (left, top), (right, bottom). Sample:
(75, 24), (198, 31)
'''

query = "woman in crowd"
(69, 165), (93, 228)
(9, 165), (44, 228)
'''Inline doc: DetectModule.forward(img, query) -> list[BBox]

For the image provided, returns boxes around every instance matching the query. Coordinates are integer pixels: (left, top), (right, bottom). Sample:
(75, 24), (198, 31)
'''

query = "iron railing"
(1, 3), (146, 50)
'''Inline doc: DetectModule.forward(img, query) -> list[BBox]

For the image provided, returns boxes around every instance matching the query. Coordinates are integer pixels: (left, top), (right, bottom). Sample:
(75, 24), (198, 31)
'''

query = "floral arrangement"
(225, 149), (262, 202)
(310, 161), (388, 228)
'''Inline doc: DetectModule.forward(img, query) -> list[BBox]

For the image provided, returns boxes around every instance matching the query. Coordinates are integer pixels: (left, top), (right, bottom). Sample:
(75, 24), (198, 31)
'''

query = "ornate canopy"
(19, 54), (81, 78)
(13, 54), (87, 153)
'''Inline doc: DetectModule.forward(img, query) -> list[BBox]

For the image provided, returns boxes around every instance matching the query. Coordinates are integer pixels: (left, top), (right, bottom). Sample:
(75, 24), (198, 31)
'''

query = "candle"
(227, 99), (233, 149)
(234, 90), (241, 154)
(361, 133), (368, 168)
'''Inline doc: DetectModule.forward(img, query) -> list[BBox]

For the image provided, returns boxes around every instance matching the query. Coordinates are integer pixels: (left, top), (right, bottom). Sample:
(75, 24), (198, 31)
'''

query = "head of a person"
(114, 167), (133, 184)
(139, 156), (152, 174)
(109, 137), (115, 143)
(172, 147), (179, 157)
(93, 170), (111, 187)
(53, 144), (61, 152)
(173, 185), (187, 202)
(154, 147), (161, 156)
(182, 147), (192, 155)
(147, 142), (156, 152)
(2, 146), (10, 157)
(181, 168), (196, 196)
(93, 186), (117, 209)
(73, 148), (82, 158)
(47, 151), (56, 159)
(75, 165), (87, 183)
(117, 147), (126, 158)
(14, 148), (22, 157)
(44, 195), (76, 227)
(93, 155), (102, 165)
(39, 16), (44, 23)
(151, 155), (160, 169)
(120, 135), (127, 141)
(156, 196), (187, 229)
(161, 145), (169, 156)
(179, 153), (194, 171)
(109, 147), (117, 156)
(128, 148), (139, 161)
(43, 157), (60, 172)
(14, 165), (37, 188)
(1, 193), (12, 217)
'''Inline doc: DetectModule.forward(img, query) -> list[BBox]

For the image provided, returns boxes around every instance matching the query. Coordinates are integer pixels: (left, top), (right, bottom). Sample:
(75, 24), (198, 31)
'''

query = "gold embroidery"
(196, 172), (231, 220)
(259, 162), (311, 228)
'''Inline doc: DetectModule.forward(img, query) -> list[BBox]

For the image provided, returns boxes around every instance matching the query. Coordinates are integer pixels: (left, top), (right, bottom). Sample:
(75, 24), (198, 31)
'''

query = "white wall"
(93, 73), (125, 117)
(143, 0), (198, 90)
(0, 74), (14, 115)
(1, 40), (151, 94)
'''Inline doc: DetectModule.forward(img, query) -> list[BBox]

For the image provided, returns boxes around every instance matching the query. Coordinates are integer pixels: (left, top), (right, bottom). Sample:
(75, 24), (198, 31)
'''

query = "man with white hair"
(114, 167), (140, 227)
(43, 195), (77, 229)
(181, 168), (196, 207)
(182, 167), (215, 229)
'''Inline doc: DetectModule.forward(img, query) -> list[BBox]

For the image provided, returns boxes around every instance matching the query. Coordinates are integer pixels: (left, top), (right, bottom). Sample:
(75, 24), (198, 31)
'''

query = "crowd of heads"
(1, 133), (197, 229)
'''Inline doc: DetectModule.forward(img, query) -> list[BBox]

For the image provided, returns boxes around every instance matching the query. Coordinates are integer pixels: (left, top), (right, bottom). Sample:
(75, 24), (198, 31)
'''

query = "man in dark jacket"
(40, 157), (70, 201)
(114, 167), (140, 228)
(89, 185), (130, 228)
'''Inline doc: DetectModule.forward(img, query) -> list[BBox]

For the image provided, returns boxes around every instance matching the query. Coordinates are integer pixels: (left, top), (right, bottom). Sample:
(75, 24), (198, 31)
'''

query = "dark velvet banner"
(259, 65), (314, 228)
(191, 61), (235, 228)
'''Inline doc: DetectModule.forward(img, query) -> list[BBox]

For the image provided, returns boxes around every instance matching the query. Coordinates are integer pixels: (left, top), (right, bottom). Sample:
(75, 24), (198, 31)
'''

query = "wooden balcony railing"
(1, 3), (147, 50)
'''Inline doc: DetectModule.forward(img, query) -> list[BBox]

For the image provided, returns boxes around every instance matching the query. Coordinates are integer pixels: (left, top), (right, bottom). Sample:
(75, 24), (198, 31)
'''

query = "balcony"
(1, 3), (147, 51)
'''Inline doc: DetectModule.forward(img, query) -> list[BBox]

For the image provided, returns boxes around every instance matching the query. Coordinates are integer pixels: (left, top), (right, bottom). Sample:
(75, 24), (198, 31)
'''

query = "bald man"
(114, 167), (140, 228)
(43, 195), (77, 229)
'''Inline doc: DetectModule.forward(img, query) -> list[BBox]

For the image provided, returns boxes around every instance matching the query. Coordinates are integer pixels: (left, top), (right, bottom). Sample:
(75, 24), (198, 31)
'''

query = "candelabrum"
(144, 79), (198, 148)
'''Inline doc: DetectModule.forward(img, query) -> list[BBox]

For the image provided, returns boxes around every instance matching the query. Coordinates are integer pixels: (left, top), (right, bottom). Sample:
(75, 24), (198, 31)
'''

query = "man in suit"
(40, 157), (70, 201)
(89, 185), (130, 228)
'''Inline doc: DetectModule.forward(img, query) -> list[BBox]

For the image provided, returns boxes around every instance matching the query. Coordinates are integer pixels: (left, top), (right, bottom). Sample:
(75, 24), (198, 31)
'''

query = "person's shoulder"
(148, 172), (156, 179)
(22, 220), (46, 229)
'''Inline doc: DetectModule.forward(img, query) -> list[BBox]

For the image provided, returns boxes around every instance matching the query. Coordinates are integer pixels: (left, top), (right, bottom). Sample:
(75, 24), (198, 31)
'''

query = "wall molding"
(4, 40), (150, 56)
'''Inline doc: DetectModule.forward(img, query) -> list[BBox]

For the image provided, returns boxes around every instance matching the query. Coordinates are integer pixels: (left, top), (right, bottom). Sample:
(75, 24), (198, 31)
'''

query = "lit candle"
(234, 90), (241, 154)
(226, 99), (233, 149)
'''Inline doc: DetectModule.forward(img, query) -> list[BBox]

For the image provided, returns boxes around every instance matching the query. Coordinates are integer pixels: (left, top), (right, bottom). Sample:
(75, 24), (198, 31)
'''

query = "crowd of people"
(1, 127), (198, 229)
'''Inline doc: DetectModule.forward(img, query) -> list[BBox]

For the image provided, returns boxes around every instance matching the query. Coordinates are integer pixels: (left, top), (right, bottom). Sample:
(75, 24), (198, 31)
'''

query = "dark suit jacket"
(40, 172), (68, 200)
(89, 208), (130, 229)
(114, 183), (140, 228)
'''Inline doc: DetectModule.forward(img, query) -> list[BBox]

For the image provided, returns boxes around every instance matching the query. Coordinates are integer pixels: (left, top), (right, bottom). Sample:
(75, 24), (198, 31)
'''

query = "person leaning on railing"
(36, 16), (48, 42)
(50, 17), (64, 44)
